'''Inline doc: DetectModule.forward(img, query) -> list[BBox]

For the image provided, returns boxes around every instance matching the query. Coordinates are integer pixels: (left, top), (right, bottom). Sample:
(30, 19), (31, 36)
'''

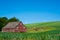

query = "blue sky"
(0, 0), (60, 24)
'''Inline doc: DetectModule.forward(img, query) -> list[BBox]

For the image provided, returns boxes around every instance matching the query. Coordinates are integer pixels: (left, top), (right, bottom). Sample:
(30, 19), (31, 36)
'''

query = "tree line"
(0, 17), (20, 31)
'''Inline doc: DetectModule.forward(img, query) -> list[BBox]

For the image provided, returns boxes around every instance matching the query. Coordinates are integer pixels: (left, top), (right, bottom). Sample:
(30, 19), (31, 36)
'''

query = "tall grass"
(0, 30), (60, 40)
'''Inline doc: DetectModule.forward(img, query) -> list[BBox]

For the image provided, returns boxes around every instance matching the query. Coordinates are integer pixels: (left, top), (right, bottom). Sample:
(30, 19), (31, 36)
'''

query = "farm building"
(2, 22), (27, 32)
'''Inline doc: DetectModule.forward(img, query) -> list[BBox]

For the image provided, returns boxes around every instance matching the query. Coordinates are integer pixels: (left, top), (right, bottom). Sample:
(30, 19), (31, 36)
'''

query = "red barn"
(2, 22), (27, 32)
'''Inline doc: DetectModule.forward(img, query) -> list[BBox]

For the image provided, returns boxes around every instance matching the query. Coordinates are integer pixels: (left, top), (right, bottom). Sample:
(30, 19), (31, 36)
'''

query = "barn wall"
(2, 28), (15, 32)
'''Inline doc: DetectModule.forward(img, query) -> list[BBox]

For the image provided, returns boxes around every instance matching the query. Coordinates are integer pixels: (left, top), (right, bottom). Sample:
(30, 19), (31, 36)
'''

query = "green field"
(25, 21), (60, 28)
(0, 21), (60, 40)
(25, 21), (60, 33)
(0, 30), (60, 40)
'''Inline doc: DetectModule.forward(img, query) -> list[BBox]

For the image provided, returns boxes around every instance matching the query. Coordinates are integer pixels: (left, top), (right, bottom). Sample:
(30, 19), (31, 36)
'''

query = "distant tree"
(8, 17), (20, 22)
(2, 17), (8, 20)
(0, 17), (8, 31)
(2, 17), (8, 24)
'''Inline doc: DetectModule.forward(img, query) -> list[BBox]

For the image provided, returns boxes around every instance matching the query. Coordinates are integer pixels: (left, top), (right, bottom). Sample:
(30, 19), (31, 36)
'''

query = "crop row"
(0, 30), (60, 40)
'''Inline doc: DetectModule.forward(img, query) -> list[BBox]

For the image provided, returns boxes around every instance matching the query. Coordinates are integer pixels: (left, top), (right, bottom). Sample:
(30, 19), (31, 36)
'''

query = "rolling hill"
(25, 21), (60, 33)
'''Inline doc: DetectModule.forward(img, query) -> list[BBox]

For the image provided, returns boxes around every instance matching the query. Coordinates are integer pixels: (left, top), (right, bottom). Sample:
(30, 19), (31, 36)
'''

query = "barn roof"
(3, 22), (20, 28)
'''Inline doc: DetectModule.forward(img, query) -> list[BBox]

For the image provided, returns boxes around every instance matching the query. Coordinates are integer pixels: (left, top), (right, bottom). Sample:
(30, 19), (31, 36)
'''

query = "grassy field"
(25, 21), (60, 33)
(25, 21), (60, 28)
(0, 21), (60, 40)
(0, 30), (60, 40)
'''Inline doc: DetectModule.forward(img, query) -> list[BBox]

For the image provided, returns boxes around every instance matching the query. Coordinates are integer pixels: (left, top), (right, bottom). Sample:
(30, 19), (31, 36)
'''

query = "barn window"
(17, 27), (19, 29)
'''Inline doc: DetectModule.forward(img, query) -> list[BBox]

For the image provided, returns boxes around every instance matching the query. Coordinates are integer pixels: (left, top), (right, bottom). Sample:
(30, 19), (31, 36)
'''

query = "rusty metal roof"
(3, 22), (20, 28)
